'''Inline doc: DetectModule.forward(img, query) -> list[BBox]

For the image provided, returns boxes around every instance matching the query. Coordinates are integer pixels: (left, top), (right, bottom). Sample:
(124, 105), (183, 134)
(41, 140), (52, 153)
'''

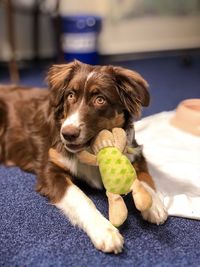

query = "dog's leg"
(132, 155), (168, 225)
(55, 182), (124, 253)
(37, 162), (124, 254)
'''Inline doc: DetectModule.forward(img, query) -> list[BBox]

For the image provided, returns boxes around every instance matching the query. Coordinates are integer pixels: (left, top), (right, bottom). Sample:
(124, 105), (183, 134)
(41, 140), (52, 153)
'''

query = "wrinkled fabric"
(135, 111), (200, 219)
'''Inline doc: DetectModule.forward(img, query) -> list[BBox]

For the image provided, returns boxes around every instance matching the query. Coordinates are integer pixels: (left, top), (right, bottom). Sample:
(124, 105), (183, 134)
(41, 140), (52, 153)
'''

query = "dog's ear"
(47, 60), (81, 108)
(112, 66), (150, 117)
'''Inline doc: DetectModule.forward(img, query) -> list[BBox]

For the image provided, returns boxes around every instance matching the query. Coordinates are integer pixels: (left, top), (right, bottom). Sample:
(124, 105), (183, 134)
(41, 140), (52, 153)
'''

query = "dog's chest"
(58, 154), (103, 189)
(77, 161), (103, 189)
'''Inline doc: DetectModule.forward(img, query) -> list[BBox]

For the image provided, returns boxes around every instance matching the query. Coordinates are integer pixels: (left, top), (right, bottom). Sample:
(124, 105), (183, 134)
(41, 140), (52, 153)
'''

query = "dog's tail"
(0, 100), (7, 135)
(0, 100), (7, 161)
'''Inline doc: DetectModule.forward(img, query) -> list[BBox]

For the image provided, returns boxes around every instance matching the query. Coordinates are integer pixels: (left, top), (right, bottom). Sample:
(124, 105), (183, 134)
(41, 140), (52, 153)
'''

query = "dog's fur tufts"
(0, 60), (167, 253)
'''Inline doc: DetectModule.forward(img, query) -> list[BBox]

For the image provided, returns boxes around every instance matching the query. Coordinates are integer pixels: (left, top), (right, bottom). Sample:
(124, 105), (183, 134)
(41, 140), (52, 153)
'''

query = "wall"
(100, 0), (200, 54)
(0, 0), (200, 61)
(100, 15), (200, 55)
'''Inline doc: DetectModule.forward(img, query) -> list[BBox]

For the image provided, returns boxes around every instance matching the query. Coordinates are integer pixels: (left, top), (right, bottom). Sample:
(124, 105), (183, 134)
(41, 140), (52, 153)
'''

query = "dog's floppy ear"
(47, 60), (81, 106)
(112, 66), (150, 117)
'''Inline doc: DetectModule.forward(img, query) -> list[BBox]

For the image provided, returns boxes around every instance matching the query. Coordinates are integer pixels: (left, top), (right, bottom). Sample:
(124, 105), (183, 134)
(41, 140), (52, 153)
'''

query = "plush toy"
(84, 128), (136, 195)
(49, 128), (152, 227)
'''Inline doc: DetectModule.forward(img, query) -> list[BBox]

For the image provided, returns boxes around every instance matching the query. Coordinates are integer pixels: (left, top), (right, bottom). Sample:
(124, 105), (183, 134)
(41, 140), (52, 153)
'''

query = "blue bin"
(61, 15), (102, 65)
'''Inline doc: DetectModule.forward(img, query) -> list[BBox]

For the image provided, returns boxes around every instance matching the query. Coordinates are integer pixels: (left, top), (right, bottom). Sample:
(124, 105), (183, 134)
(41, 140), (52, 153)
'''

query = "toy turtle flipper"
(91, 129), (114, 154)
(131, 178), (152, 211)
(49, 148), (98, 168)
(112, 128), (127, 152)
(77, 150), (98, 166)
(106, 191), (128, 227)
(49, 148), (67, 170)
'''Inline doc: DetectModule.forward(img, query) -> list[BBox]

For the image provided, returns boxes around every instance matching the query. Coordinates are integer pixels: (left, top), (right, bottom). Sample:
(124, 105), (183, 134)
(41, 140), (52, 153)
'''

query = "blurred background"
(0, 0), (200, 115)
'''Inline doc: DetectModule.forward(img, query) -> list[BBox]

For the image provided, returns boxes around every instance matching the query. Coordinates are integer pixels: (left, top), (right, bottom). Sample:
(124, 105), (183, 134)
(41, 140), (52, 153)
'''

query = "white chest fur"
(57, 154), (103, 190)
(77, 161), (103, 189)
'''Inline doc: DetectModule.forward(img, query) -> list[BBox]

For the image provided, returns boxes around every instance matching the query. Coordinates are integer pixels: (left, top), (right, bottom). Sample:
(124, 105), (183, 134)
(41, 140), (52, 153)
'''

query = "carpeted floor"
(0, 54), (200, 266)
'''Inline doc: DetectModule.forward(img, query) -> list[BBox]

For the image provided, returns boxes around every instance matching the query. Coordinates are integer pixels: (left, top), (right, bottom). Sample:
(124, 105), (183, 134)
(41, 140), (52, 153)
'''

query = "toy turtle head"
(91, 129), (114, 154)
(91, 128), (127, 155)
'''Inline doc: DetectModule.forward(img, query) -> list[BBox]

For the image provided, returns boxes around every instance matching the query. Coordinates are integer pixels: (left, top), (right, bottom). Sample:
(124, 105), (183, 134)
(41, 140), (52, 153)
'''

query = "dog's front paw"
(141, 198), (168, 225)
(89, 220), (124, 254)
(140, 183), (168, 225)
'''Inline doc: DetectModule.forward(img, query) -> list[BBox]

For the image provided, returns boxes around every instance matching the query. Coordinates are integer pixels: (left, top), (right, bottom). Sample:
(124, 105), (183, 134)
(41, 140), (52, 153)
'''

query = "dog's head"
(48, 60), (149, 153)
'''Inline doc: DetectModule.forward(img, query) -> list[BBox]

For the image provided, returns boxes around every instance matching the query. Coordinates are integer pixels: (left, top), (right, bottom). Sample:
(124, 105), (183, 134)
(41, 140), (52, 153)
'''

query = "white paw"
(56, 184), (123, 254)
(89, 220), (124, 254)
(140, 182), (168, 225)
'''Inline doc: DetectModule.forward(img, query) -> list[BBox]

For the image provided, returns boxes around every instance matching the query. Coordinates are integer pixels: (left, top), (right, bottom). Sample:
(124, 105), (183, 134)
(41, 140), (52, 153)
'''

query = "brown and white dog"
(0, 60), (167, 253)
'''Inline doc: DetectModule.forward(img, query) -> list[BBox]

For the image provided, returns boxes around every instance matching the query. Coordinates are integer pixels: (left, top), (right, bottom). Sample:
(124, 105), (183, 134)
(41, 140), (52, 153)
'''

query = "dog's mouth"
(64, 139), (92, 153)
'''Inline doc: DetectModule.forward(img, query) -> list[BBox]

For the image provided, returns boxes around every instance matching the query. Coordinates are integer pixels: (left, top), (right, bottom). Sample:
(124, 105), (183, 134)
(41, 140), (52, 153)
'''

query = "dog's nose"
(62, 126), (81, 142)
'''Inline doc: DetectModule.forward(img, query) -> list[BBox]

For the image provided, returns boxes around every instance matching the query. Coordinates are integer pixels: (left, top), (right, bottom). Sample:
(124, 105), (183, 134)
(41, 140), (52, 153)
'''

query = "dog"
(0, 60), (167, 253)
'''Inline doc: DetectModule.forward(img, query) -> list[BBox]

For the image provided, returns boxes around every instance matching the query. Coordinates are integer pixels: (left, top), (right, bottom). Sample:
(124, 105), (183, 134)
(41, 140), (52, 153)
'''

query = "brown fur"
(0, 60), (153, 204)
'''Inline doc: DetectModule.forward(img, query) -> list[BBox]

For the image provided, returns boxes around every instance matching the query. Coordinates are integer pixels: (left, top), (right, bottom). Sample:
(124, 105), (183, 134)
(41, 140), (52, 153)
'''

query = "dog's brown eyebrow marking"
(88, 86), (100, 94)
(67, 73), (88, 92)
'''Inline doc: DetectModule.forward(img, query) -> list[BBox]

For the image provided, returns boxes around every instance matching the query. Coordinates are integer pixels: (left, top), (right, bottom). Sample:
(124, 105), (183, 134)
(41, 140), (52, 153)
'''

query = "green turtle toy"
(90, 128), (136, 195)
(49, 128), (152, 227)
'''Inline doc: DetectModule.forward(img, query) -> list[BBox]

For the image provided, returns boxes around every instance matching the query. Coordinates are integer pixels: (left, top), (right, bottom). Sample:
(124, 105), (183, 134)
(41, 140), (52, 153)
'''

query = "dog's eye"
(67, 91), (76, 103)
(94, 96), (106, 106)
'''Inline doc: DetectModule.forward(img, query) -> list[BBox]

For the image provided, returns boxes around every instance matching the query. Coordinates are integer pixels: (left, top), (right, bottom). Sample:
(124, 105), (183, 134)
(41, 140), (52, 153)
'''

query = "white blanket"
(135, 111), (200, 220)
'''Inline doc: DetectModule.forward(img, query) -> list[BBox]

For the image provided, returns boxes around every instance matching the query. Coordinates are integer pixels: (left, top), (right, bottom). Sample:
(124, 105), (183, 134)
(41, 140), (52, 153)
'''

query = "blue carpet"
(0, 55), (200, 266)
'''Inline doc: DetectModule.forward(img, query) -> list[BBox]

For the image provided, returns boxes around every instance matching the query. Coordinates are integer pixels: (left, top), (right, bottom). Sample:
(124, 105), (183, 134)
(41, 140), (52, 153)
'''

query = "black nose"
(62, 126), (81, 142)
